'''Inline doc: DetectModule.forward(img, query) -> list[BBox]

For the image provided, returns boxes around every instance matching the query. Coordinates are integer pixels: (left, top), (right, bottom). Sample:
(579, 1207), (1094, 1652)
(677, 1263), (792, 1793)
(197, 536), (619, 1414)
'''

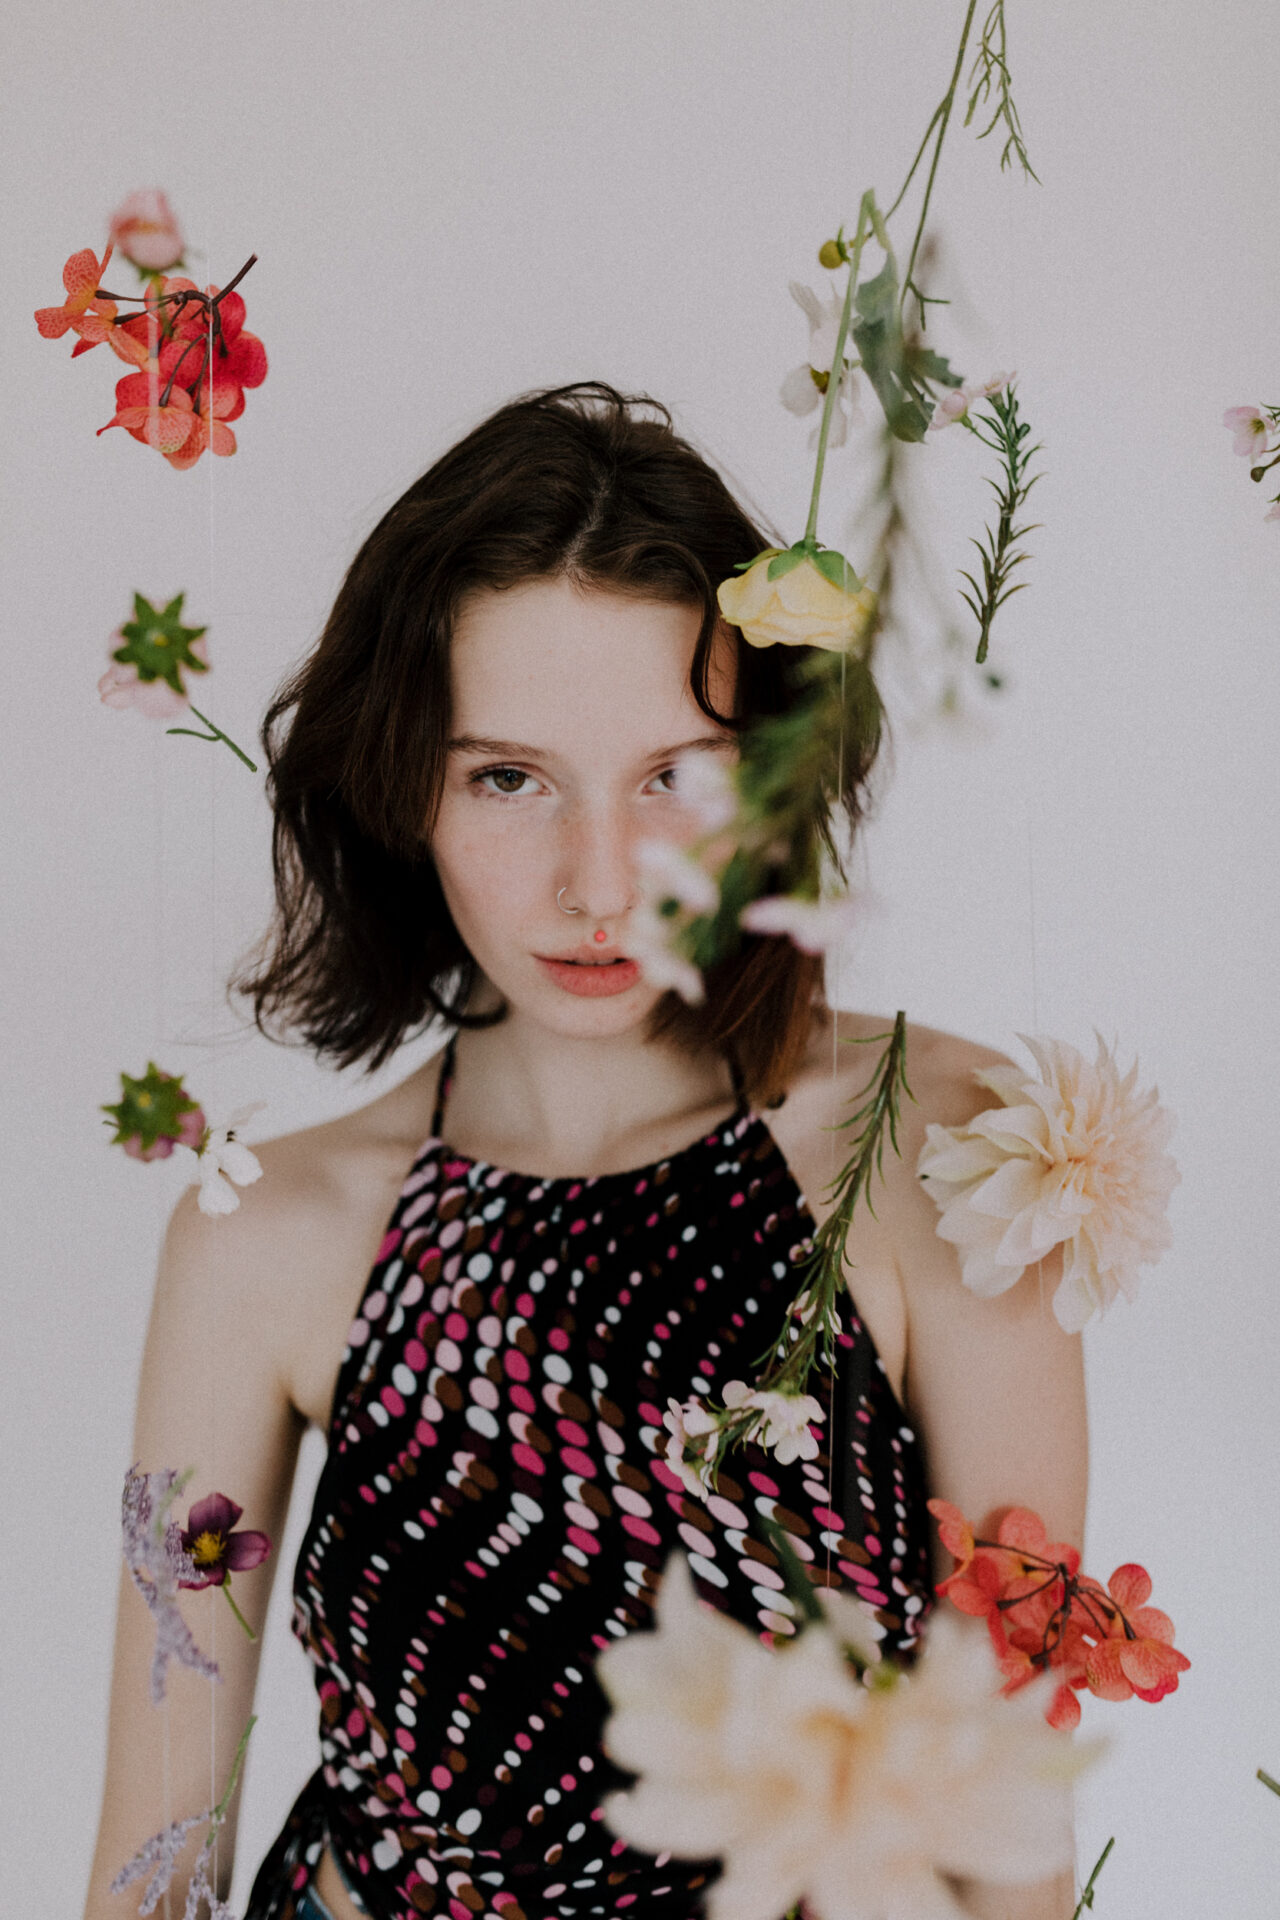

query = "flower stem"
(1071, 1836), (1114, 1917)
(803, 196), (873, 546)
(209, 1714), (257, 1832)
(898, 0), (979, 323)
(167, 706), (258, 772)
(221, 1580), (257, 1641)
(1258, 1767), (1280, 1798)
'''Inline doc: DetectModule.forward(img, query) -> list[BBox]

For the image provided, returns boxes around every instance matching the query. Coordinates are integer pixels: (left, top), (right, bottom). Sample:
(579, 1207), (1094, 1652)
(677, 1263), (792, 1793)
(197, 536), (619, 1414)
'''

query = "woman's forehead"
(449, 577), (736, 739)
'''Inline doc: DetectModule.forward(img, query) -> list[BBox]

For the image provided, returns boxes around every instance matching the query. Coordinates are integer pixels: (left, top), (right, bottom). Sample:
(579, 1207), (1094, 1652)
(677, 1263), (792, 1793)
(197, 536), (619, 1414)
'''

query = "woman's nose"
(558, 810), (642, 920)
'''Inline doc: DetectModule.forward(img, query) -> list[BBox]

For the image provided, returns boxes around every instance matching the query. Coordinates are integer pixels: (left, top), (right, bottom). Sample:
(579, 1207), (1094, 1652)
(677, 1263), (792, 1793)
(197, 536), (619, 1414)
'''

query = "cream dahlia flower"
(598, 1556), (1090, 1920)
(917, 1032), (1179, 1332)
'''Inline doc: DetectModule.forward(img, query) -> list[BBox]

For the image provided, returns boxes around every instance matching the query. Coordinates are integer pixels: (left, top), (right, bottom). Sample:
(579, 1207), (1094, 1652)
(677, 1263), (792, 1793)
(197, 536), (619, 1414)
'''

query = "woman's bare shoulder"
(160, 1053), (445, 1426)
(794, 1003), (1015, 1139)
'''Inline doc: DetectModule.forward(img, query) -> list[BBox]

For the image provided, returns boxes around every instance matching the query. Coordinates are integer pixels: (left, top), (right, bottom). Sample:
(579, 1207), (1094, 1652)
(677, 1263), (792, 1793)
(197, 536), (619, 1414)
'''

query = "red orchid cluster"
(929, 1498), (1190, 1731)
(35, 244), (266, 470)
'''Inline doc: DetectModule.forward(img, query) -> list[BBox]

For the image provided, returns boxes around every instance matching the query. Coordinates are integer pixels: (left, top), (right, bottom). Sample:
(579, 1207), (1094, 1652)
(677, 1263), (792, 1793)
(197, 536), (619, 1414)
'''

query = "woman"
(85, 385), (1086, 1920)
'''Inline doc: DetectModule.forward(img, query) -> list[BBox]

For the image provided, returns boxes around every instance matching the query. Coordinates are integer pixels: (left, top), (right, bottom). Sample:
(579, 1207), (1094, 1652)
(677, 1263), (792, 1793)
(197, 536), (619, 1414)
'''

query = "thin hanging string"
(204, 271), (221, 1890)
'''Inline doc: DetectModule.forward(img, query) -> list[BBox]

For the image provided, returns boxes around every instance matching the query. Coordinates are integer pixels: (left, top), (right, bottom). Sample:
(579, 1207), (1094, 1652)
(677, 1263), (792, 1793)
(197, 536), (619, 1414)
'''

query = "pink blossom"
(929, 372), (1013, 431)
(108, 189), (185, 273)
(1265, 503), (1280, 524)
(1223, 405), (1270, 459)
(99, 631), (209, 718)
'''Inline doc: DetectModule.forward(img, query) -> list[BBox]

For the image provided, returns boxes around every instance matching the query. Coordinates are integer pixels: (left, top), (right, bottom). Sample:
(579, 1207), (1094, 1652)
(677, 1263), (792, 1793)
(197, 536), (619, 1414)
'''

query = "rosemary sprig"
(1070, 1836), (1114, 1917)
(958, 382), (1043, 665)
(964, 0), (1039, 180)
(699, 1016), (913, 1482)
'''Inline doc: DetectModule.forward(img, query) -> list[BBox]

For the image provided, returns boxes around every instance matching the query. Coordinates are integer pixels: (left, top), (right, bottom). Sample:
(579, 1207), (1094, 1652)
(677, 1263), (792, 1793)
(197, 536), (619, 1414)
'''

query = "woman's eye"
(470, 765), (534, 798)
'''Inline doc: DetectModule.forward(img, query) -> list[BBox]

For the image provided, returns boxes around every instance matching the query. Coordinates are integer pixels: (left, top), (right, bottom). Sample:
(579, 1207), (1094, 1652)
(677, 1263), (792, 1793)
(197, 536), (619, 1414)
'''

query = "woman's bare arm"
(891, 1027), (1090, 1920)
(82, 1181), (307, 1920)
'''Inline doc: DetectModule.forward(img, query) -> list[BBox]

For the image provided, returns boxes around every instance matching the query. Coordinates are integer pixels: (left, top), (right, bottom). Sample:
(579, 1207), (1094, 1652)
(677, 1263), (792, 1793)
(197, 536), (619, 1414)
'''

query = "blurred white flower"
(917, 1032), (1179, 1331)
(722, 1380), (823, 1466)
(739, 890), (861, 955)
(780, 282), (861, 450)
(626, 899), (705, 1005)
(670, 748), (739, 833)
(634, 838), (719, 915)
(598, 1555), (1091, 1920)
(183, 1102), (266, 1217)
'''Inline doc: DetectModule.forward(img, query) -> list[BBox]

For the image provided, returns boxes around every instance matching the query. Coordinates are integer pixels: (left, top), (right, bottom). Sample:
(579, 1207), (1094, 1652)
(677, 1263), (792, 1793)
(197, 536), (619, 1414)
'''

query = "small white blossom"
(928, 370), (1013, 431)
(722, 1381), (823, 1465)
(183, 1103), (265, 1216)
(780, 282), (861, 449)
(670, 748), (738, 833)
(662, 1396), (720, 1499)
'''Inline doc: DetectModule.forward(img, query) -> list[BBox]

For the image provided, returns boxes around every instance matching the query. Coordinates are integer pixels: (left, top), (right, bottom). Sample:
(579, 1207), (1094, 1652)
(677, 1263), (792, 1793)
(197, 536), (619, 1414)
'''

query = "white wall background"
(3, 2), (1278, 1913)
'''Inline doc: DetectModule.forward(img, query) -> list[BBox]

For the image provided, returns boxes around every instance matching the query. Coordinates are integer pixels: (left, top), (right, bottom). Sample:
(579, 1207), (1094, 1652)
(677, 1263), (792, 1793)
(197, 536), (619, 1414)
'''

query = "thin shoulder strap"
(431, 1029), (458, 1139)
(725, 1041), (749, 1110)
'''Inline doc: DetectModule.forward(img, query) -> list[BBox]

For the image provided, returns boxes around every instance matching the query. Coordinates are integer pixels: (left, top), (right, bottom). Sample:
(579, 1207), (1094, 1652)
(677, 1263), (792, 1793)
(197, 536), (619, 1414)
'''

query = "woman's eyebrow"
(447, 733), (735, 761)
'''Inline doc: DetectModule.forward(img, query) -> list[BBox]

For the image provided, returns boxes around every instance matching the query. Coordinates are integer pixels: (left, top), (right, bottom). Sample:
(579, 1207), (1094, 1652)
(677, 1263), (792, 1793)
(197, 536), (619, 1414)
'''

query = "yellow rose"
(716, 548), (877, 653)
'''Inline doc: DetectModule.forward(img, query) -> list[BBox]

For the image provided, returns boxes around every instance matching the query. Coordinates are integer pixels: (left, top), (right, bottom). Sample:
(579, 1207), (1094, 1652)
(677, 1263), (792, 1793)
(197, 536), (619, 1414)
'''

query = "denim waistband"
(294, 1883), (338, 1920)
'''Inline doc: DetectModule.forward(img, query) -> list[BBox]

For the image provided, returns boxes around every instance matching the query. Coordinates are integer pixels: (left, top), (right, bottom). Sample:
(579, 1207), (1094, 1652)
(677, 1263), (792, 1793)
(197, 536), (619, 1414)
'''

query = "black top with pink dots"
(245, 1029), (934, 1920)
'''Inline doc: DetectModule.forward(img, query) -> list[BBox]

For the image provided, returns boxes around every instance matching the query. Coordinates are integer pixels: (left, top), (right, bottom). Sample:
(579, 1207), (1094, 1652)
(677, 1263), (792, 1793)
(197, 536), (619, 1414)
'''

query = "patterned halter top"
(245, 1029), (934, 1920)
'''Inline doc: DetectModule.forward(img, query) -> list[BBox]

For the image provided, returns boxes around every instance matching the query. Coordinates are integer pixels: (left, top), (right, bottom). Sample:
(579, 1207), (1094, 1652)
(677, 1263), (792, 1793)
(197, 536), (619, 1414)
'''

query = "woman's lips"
(535, 955), (642, 997)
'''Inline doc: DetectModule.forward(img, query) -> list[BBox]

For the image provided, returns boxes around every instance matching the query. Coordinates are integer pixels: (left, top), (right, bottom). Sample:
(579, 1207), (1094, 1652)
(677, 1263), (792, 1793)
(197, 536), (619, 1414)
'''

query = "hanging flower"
(721, 1380), (824, 1465)
(662, 1397), (720, 1498)
(108, 592), (211, 697)
(669, 747), (739, 833)
(1223, 404), (1271, 460)
(598, 1554), (1089, 1920)
(108, 189), (186, 274)
(779, 282), (861, 450)
(98, 371), (197, 455)
(120, 1467), (220, 1704)
(717, 546), (876, 654)
(929, 1500), (1190, 1731)
(928, 371), (1013, 431)
(104, 1064), (206, 1162)
(179, 1492), (271, 1589)
(34, 243), (147, 366)
(739, 890), (860, 955)
(187, 1104), (266, 1217)
(916, 1031), (1180, 1331)
(99, 655), (199, 719)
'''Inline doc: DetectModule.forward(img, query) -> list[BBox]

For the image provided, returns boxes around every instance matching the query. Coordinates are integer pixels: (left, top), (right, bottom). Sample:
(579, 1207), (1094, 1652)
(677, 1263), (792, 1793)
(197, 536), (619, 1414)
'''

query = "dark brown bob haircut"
(235, 382), (881, 1109)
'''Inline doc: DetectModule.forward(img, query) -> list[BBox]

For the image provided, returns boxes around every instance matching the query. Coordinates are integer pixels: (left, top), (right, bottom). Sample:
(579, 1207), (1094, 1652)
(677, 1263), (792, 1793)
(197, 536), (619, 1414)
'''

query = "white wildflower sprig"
(598, 1554), (1097, 1920)
(121, 1465), (220, 1704)
(183, 1102), (266, 1216)
(780, 281), (863, 450)
(110, 1715), (256, 1919)
(664, 1018), (911, 1496)
(917, 1030), (1179, 1331)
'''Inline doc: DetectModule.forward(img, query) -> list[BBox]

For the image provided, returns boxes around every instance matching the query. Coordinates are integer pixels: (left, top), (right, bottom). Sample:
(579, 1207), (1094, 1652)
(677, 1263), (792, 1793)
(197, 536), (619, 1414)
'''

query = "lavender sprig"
(121, 1465), (221, 1703)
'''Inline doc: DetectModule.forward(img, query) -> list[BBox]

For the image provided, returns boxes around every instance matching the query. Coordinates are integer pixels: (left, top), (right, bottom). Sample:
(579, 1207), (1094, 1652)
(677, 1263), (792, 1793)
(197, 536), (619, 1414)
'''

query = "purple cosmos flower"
(179, 1492), (270, 1589)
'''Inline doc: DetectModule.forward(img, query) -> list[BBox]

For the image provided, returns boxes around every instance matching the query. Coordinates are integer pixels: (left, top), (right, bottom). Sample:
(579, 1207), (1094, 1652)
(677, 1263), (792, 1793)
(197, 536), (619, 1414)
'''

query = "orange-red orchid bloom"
(97, 372), (196, 454)
(34, 244), (148, 367)
(930, 1502), (1189, 1726)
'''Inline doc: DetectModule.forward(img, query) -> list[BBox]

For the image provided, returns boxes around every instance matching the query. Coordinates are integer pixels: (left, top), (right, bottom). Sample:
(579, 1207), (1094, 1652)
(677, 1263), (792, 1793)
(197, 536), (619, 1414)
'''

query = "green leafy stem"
(701, 1015), (913, 1482)
(167, 704), (258, 772)
(958, 382), (1043, 665)
(1071, 1836), (1114, 1918)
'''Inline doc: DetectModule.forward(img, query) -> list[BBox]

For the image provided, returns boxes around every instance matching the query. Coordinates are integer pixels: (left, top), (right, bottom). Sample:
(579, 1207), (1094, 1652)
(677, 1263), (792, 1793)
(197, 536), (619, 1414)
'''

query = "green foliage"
(965, 1), (1039, 180)
(957, 382), (1044, 665)
(102, 1062), (201, 1153)
(851, 257), (962, 444)
(1071, 1837), (1115, 1917)
(113, 591), (208, 695)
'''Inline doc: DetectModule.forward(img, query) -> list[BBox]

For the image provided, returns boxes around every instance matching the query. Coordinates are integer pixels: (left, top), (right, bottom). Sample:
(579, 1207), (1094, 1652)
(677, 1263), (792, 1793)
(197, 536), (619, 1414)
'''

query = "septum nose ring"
(558, 887), (610, 943)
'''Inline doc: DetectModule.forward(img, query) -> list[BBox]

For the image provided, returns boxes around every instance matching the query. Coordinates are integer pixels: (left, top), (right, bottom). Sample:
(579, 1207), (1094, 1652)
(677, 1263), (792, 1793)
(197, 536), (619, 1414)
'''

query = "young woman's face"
(430, 575), (739, 1034)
